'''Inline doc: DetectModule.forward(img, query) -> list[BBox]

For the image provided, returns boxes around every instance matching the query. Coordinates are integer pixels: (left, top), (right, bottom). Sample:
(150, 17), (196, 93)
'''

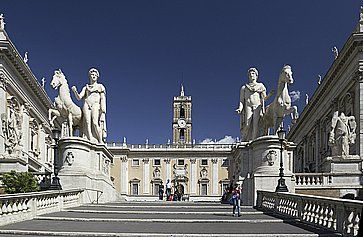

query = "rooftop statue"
(0, 14), (5, 31)
(72, 68), (107, 143)
(329, 111), (356, 157)
(332, 46), (339, 60)
(49, 69), (82, 136)
(261, 65), (299, 135)
(236, 68), (270, 141)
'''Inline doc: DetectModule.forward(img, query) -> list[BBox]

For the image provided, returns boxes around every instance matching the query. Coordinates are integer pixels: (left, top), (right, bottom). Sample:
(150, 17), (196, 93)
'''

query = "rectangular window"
(154, 159), (161, 166)
(132, 184), (138, 195)
(201, 159), (208, 166)
(178, 159), (185, 166)
(201, 184), (208, 196)
(132, 159), (139, 166)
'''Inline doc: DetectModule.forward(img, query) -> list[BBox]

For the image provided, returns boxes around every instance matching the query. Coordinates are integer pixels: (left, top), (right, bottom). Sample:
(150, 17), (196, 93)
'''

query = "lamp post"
(49, 128), (62, 190)
(275, 126), (289, 192)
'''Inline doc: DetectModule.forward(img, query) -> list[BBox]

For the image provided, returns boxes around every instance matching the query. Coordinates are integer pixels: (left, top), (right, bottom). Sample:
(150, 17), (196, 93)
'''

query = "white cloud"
(200, 135), (236, 144)
(289, 90), (301, 102)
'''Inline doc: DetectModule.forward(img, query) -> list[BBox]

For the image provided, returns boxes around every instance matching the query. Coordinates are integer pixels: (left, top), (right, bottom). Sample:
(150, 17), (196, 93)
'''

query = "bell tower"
(172, 85), (192, 144)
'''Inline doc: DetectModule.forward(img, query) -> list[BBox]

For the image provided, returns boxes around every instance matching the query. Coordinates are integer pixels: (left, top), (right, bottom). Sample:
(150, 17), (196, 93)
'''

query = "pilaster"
(189, 158), (197, 194)
(0, 73), (7, 154)
(164, 158), (171, 181)
(143, 158), (150, 194)
(211, 158), (219, 195)
(120, 155), (128, 195)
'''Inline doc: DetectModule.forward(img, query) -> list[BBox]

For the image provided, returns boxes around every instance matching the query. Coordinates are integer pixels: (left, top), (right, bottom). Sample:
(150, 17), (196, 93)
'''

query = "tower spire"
(180, 84), (184, 96)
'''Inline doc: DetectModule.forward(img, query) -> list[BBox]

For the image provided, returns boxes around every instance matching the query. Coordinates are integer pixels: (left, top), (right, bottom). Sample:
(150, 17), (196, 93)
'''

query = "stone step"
(0, 219), (341, 236)
(0, 231), (342, 237)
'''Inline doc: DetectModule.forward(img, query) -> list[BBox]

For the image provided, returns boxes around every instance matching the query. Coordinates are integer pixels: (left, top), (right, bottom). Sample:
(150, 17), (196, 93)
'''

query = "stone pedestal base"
(235, 136), (296, 206)
(322, 155), (361, 173)
(58, 137), (121, 203)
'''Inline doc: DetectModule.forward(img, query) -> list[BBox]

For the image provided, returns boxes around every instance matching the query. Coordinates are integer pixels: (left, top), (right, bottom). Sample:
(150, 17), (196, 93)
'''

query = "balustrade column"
(143, 158), (150, 194)
(189, 158), (197, 194)
(211, 158), (219, 195)
(120, 155), (128, 195)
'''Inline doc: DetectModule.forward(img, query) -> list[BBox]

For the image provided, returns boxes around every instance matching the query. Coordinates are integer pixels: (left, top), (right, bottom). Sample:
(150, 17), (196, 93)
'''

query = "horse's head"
(280, 65), (293, 84)
(50, 69), (66, 89)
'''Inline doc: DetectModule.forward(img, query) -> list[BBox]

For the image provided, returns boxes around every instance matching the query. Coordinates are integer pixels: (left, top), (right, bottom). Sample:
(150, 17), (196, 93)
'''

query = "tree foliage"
(0, 170), (39, 194)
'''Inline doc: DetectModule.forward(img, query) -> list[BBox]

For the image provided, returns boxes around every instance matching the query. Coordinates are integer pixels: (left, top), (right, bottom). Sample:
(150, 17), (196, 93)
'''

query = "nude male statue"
(236, 68), (268, 141)
(72, 68), (107, 143)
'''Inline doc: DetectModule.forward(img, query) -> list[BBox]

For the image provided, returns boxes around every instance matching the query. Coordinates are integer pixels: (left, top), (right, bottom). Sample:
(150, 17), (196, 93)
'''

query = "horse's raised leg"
(49, 109), (60, 127)
(273, 117), (283, 134)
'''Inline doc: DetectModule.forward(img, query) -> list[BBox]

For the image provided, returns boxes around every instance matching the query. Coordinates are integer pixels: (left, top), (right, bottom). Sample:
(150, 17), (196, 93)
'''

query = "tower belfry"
(172, 85), (192, 144)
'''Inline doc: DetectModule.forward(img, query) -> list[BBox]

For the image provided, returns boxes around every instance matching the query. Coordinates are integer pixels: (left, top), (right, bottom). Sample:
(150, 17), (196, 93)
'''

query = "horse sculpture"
(261, 65), (299, 135)
(48, 69), (82, 136)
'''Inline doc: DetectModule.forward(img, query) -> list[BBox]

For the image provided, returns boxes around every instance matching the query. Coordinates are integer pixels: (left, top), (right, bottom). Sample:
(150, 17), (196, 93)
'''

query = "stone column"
(315, 121), (320, 172)
(211, 158), (219, 195)
(189, 158), (197, 194)
(0, 73), (7, 154)
(143, 158), (150, 194)
(164, 158), (171, 182)
(120, 155), (128, 195)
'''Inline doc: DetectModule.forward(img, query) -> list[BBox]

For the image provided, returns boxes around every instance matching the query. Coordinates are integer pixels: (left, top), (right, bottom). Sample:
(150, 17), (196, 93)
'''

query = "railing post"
(335, 203), (345, 234)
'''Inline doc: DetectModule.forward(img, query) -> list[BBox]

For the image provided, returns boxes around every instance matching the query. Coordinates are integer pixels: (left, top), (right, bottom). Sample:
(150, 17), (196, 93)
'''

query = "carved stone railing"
(0, 189), (84, 226)
(256, 191), (363, 237)
(295, 173), (332, 187)
(107, 142), (233, 150)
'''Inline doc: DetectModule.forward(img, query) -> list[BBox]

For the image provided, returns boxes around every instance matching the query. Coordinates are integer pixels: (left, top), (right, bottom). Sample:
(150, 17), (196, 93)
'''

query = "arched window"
(180, 129), (185, 141)
(180, 106), (185, 118)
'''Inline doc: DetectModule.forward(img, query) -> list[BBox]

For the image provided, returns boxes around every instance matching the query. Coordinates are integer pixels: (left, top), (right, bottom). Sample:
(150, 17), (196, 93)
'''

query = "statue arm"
(236, 87), (245, 113)
(72, 86), (85, 101)
(100, 86), (106, 114)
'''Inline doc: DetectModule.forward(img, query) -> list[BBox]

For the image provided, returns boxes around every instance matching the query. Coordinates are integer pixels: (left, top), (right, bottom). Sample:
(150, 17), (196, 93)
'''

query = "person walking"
(232, 184), (241, 217)
(165, 179), (172, 201)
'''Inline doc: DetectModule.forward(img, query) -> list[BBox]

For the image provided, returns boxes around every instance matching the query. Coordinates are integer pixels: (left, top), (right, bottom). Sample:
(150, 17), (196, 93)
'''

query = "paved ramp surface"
(0, 202), (341, 236)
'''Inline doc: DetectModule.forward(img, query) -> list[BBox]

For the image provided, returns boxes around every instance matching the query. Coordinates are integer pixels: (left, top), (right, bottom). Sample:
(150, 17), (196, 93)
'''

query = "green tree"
(0, 170), (39, 194)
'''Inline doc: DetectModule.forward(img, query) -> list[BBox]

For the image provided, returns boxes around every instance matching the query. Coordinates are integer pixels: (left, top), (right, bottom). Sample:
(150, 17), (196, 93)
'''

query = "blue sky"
(1, 1), (361, 144)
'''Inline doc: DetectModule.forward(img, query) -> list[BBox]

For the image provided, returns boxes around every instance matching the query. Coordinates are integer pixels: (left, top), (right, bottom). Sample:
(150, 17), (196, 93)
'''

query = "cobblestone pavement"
(0, 202), (341, 236)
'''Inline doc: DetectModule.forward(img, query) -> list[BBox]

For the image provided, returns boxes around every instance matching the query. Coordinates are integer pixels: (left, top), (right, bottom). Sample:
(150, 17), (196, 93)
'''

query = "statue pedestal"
(320, 155), (362, 197)
(58, 137), (121, 203)
(235, 136), (295, 206)
(322, 155), (361, 173)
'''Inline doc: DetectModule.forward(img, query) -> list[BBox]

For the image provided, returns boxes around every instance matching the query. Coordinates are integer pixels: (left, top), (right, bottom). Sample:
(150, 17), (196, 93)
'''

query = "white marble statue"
(305, 94), (309, 105)
(318, 75), (322, 85)
(1, 97), (23, 155)
(0, 14), (5, 31)
(72, 68), (107, 143)
(236, 68), (271, 141)
(332, 47), (339, 60)
(23, 52), (28, 64)
(328, 111), (356, 157)
(41, 77), (46, 88)
(261, 65), (298, 135)
(49, 69), (82, 136)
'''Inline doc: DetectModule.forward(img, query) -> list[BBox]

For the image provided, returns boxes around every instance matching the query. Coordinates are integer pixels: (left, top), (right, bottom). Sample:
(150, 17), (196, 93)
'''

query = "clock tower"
(172, 85), (192, 144)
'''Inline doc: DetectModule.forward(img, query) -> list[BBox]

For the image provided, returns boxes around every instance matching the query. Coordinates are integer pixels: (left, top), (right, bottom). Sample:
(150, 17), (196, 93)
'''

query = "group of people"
(221, 183), (242, 217)
(158, 179), (184, 201)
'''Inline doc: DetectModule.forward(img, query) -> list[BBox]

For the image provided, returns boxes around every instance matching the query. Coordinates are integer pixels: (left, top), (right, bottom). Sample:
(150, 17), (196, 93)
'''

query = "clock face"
(178, 119), (186, 128)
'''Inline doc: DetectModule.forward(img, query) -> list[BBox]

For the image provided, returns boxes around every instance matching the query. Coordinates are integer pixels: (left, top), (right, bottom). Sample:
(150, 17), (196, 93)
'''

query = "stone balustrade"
(256, 190), (363, 237)
(295, 173), (332, 187)
(0, 189), (84, 226)
(107, 142), (233, 150)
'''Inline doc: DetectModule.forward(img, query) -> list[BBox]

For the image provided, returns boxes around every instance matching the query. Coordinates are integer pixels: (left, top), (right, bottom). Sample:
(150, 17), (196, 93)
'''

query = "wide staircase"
(0, 201), (340, 236)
